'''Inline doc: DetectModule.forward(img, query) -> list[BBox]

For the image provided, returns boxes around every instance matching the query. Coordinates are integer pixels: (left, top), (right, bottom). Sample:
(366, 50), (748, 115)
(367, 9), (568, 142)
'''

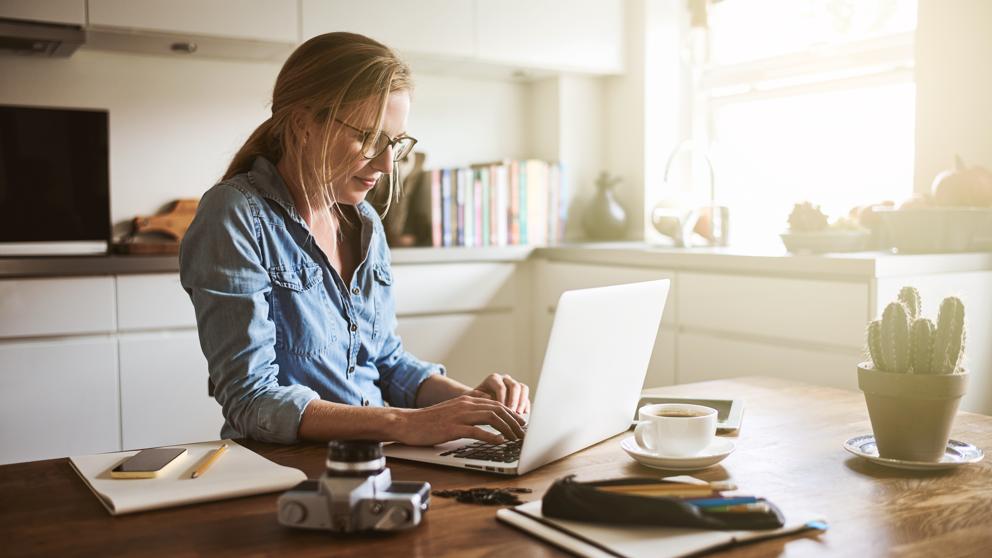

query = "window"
(692, 0), (917, 246)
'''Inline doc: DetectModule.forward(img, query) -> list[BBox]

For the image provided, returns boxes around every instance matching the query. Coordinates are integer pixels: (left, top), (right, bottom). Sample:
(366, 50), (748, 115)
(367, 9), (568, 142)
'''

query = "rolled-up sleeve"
(376, 331), (445, 408)
(180, 184), (318, 443)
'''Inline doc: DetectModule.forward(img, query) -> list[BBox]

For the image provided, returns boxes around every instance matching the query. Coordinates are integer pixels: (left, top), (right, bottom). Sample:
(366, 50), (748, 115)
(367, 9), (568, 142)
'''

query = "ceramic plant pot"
(857, 363), (969, 462)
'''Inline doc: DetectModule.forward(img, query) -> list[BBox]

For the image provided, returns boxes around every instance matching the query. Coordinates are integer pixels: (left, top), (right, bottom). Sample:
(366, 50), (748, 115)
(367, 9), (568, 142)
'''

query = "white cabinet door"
(0, 337), (119, 465)
(0, 277), (116, 339)
(538, 262), (676, 326)
(119, 331), (224, 450)
(0, 0), (85, 25)
(117, 274), (196, 331)
(396, 312), (518, 388)
(301, 0), (475, 58)
(678, 332), (862, 391)
(476, 0), (623, 73)
(88, 0), (299, 43)
(678, 273), (869, 350)
(392, 262), (517, 315)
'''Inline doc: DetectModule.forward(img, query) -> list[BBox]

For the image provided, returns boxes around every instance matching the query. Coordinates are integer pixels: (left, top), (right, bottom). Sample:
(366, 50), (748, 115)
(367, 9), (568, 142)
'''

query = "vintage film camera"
(277, 440), (430, 532)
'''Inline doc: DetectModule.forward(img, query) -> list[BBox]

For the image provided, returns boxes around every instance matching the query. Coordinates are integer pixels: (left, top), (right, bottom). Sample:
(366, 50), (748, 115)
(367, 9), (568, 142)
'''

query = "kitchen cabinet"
(87, 0), (299, 43)
(119, 330), (223, 450)
(476, 0), (624, 74)
(116, 274), (196, 331)
(677, 332), (862, 390)
(0, 277), (115, 339)
(301, 0), (475, 59)
(0, 0), (85, 25)
(678, 273), (869, 350)
(301, 0), (624, 75)
(0, 336), (119, 464)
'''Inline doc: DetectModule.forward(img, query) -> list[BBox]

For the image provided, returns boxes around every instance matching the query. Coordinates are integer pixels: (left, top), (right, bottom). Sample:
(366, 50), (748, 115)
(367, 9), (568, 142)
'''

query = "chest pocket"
(372, 263), (394, 340)
(268, 262), (336, 356)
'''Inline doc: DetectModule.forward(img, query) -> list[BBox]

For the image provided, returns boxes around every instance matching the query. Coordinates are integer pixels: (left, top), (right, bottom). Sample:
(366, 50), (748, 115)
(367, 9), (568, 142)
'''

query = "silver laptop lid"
(516, 279), (670, 474)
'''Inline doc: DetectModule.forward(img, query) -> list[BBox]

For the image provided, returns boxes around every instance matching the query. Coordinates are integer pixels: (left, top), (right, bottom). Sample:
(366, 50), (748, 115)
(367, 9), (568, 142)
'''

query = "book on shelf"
(425, 158), (567, 248)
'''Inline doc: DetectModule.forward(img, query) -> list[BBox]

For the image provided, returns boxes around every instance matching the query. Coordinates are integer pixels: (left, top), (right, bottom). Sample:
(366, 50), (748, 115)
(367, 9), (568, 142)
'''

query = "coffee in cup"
(634, 403), (717, 457)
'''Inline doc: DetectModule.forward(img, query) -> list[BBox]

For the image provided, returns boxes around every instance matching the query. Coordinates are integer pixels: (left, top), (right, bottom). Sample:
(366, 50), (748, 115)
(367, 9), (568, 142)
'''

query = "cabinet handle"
(170, 42), (198, 54)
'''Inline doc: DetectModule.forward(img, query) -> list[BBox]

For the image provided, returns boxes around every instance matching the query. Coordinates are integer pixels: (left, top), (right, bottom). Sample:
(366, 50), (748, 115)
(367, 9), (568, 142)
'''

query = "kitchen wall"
(0, 48), (532, 237)
(915, 0), (992, 191)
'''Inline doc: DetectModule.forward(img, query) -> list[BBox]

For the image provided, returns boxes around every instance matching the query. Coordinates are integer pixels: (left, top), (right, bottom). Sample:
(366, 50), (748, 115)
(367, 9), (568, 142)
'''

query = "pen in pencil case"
(700, 502), (771, 513)
(684, 496), (759, 508)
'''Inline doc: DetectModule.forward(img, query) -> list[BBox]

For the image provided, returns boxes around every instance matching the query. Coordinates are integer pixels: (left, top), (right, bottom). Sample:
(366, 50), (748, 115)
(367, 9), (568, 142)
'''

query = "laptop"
(383, 279), (670, 475)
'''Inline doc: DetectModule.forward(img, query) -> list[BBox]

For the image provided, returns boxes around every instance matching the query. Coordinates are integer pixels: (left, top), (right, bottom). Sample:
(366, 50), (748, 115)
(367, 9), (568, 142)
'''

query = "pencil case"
(541, 475), (785, 531)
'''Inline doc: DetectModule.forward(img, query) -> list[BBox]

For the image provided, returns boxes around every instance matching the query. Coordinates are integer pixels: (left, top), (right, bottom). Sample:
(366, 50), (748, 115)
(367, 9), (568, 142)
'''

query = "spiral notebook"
(69, 439), (306, 515)
(497, 500), (827, 558)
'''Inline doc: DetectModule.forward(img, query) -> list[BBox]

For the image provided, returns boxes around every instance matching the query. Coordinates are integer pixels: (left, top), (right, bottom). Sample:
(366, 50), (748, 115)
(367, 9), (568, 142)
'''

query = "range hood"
(0, 18), (84, 57)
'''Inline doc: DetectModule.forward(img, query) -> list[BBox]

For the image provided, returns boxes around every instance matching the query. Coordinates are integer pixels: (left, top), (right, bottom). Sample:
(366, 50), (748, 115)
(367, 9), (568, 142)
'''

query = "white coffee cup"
(634, 403), (718, 457)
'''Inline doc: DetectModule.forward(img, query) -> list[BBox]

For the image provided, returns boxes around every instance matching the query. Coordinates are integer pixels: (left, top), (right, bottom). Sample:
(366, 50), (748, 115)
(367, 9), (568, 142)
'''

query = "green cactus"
(865, 288), (967, 375)
(898, 286), (921, 320)
(930, 297), (966, 374)
(880, 302), (912, 373)
(867, 320), (886, 371)
(910, 318), (935, 374)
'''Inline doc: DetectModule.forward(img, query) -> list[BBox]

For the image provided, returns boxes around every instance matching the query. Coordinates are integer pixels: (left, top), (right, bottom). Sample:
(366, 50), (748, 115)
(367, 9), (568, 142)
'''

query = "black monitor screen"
(0, 105), (110, 243)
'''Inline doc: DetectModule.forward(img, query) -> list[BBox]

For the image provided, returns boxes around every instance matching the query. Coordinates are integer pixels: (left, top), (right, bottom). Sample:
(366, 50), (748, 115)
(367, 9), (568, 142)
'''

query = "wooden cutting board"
(114, 199), (198, 255)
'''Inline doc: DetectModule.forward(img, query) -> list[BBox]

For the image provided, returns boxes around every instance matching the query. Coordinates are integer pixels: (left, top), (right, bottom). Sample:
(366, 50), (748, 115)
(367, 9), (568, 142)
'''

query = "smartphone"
(111, 448), (188, 479)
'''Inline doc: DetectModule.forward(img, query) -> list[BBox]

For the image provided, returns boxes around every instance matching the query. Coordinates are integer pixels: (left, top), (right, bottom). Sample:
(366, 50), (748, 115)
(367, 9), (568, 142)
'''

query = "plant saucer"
(843, 434), (985, 470)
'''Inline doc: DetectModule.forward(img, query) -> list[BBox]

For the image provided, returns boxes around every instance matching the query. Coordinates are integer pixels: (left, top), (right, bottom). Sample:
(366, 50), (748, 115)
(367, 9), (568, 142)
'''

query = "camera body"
(277, 441), (430, 533)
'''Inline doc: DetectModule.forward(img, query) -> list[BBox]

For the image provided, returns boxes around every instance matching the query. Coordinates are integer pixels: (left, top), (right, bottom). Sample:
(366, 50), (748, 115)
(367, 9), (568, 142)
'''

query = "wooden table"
(3, 377), (990, 557)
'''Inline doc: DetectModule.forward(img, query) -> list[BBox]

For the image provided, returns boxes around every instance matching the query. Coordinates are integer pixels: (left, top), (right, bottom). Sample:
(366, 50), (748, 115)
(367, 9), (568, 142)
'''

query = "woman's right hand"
(394, 394), (526, 446)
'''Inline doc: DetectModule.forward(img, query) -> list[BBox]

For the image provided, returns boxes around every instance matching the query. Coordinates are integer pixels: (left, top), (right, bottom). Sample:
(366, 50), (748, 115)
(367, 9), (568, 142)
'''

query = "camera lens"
(325, 440), (385, 476)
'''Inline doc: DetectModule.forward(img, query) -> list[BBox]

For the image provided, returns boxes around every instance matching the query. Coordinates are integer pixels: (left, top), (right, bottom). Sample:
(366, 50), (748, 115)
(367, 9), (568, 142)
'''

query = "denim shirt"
(180, 157), (443, 443)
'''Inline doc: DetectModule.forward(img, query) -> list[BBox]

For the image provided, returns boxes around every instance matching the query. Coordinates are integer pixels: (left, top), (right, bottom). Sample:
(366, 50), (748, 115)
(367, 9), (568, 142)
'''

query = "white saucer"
(843, 434), (985, 471)
(620, 436), (735, 471)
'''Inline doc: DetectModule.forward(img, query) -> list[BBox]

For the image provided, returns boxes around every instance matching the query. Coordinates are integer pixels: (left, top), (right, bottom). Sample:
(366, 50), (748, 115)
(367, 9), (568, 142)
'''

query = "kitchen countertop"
(2, 242), (991, 279)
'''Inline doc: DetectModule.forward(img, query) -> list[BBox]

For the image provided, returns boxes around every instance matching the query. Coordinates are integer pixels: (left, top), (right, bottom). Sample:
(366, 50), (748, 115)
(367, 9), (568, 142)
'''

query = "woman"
(180, 32), (529, 447)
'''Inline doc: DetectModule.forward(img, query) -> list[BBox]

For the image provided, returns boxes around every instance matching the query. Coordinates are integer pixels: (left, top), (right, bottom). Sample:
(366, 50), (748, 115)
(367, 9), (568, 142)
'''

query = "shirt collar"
(248, 156), (376, 228)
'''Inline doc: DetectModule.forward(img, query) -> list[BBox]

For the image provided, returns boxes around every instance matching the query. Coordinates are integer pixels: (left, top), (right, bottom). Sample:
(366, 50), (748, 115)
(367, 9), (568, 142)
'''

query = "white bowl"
(780, 230), (869, 253)
(879, 207), (992, 253)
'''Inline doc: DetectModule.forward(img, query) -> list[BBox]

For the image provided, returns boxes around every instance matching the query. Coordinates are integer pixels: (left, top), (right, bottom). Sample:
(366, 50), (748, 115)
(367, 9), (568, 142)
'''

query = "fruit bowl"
(879, 208), (992, 253)
(780, 230), (870, 253)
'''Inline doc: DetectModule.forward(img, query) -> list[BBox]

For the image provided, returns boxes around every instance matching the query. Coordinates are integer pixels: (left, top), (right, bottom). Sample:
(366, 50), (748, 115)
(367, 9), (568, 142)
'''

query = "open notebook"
(497, 499), (826, 558)
(69, 439), (306, 515)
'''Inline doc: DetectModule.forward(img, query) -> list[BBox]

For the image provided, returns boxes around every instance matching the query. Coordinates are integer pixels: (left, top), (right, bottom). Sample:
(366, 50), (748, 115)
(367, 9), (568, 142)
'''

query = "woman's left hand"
(469, 373), (531, 415)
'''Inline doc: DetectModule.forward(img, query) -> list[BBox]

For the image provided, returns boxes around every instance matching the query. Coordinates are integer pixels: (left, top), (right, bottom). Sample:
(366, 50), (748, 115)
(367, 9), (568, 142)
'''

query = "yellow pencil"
(192, 443), (229, 479)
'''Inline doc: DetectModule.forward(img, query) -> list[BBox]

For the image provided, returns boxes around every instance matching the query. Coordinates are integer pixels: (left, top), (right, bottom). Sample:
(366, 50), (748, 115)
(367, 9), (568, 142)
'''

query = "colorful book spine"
(431, 169), (441, 247)
(441, 168), (452, 247)
(481, 168), (491, 247)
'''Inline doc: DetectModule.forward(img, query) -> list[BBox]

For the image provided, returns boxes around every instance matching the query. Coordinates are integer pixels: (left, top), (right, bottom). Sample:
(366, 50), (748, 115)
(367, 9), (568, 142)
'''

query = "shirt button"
(348, 365), (355, 374)
(362, 399), (370, 407)
(350, 323), (358, 332)
(352, 287), (360, 295)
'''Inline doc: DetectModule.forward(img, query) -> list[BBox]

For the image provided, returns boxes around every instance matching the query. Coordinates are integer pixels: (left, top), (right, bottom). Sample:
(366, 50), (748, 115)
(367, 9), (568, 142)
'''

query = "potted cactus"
(859, 286), (969, 461)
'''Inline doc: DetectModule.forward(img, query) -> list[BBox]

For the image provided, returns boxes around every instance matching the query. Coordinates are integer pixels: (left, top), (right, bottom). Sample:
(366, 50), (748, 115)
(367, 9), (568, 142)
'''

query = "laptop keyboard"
(439, 438), (523, 463)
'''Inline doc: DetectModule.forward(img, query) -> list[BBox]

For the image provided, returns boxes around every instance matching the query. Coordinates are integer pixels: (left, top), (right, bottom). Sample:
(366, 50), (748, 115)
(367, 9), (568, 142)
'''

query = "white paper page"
(69, 439), (307, 515)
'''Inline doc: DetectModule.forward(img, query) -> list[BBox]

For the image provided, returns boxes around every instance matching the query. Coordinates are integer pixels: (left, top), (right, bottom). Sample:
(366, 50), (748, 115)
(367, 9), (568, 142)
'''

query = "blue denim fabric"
(180, 157), (443, 443)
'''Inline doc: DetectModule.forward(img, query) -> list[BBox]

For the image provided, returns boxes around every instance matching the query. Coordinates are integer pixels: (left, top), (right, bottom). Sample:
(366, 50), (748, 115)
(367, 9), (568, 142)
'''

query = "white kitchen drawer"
(678, 273), (868, 349)
(0, 336), (120, 464)
(0, 277), (116, 339)
(391, 263), (517, 315)
(119, 331), (223, 450)
(538, 262), (676, 326)
(677, 332), (862, 391)
(116, 274), (197, 331)
(88, 0), (299, 43)
(396, 312), (518, 388)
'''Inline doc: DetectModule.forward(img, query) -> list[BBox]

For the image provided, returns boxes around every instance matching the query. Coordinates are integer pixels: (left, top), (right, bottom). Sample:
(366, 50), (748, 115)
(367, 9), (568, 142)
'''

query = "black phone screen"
(113, 448), (186, 473)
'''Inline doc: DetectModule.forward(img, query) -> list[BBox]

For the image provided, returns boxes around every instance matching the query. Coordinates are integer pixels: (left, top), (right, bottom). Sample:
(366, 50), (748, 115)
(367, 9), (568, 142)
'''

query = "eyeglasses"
(335, 118), (418, 161)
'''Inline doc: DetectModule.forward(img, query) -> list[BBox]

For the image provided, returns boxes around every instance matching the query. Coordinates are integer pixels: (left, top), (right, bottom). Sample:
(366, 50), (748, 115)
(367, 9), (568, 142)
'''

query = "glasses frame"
(334, 118), (418, 161)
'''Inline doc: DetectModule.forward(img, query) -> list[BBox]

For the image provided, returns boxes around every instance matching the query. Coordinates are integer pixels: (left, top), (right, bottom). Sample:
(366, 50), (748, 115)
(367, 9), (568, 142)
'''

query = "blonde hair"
(225, 32), (412, 226)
